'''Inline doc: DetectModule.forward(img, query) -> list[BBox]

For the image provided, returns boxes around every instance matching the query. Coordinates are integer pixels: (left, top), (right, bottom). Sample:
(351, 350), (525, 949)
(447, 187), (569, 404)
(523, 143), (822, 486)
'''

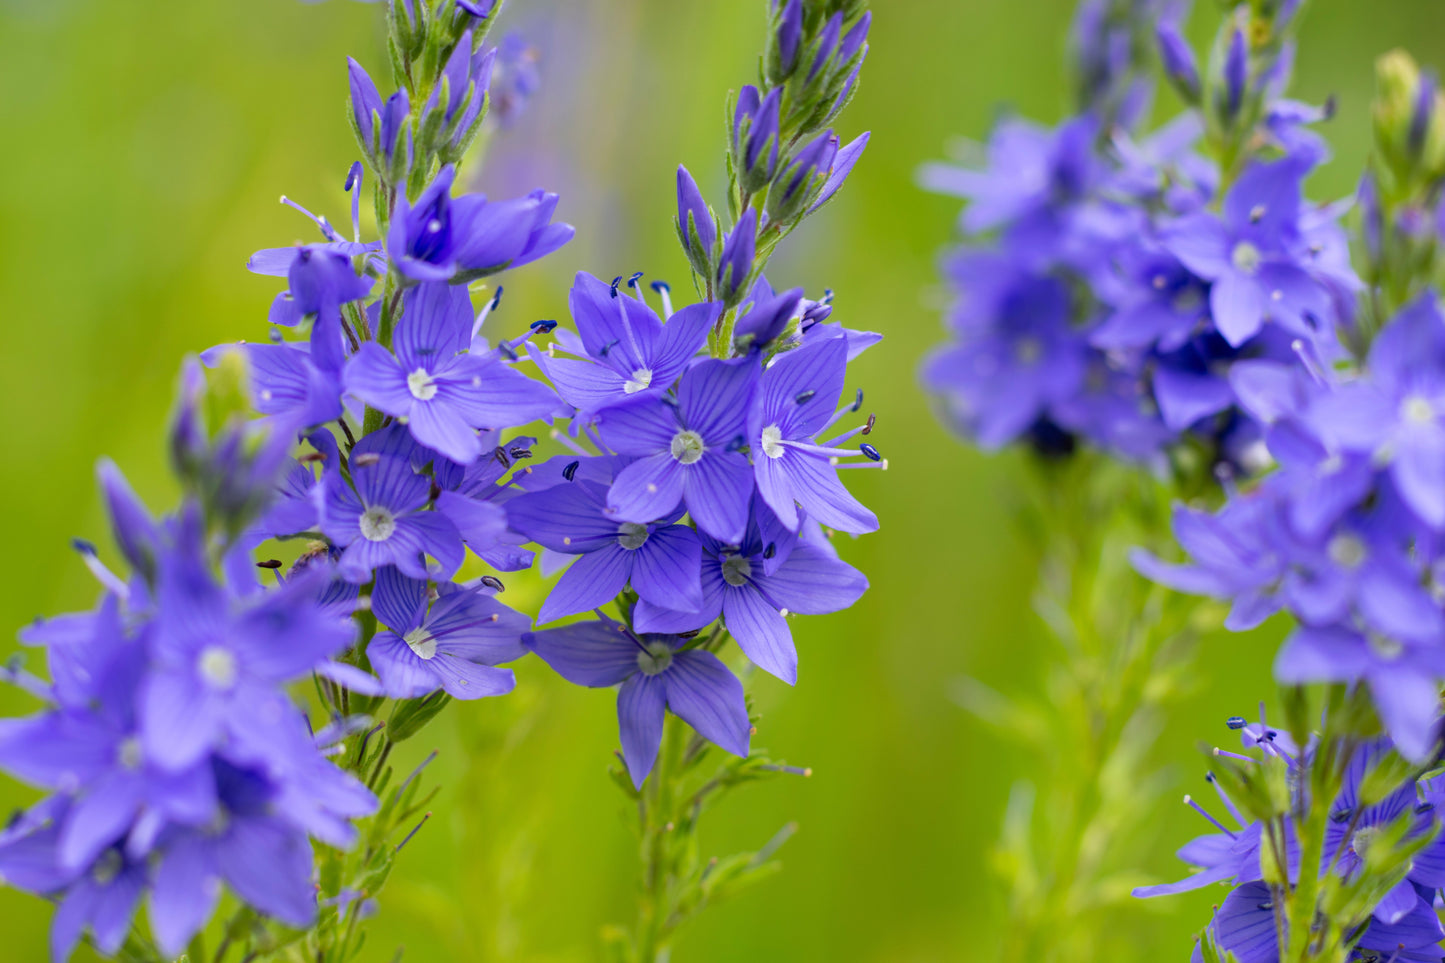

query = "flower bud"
(1373, 49), (1445, 187)
(390, 0), (428, 60)
(766, 0), (804, 86)
(1156, 20), (1200, 104)
(766, 130), (838, 226)
(732, 86), (781, 194)
(1223, 26), (1247, 121)
(675, 165), (719, 278)
(717, 209), (757, 306)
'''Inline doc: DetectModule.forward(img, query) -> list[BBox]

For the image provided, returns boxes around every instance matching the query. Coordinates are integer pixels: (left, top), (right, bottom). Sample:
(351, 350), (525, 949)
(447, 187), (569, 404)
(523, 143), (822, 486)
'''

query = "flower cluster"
(1138, 710), (1445, 963)
(919, 1), (1354, 476)
(0, 0), (883, 958)
(521, 270), (878, 785)
(1138, 292), (1445, 761)
(0, 379), (380, 961)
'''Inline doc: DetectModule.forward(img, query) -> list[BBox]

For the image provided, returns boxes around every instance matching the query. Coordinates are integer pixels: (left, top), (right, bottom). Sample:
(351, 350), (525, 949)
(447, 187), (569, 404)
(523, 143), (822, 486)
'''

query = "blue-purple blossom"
(507, 479), (703, 624)
(320, 452), (465, 582)
(531, 272), (719, 415)
(1162, 157), (1346, 348)
(596, 356), (759, 543)
(424, 29), (496, 153)
(750, 336), (879, 532)
(344, 281), (557, 463)
(632, 502), (867, 685)
(386, 165), (573, 282)
(525, 619), (750, 787)
(366, 566), (525, 699)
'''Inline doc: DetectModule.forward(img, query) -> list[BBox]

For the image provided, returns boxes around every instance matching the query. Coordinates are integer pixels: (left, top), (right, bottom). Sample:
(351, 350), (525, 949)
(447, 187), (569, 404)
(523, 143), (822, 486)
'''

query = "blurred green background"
(3, 0), (1445, 960)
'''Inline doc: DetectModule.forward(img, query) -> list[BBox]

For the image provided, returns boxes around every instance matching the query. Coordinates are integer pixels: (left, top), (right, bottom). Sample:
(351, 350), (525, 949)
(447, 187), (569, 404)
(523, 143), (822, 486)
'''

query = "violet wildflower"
(750, 336), (879, 533)
(717, 209), (758, 305)
(344, 281), (557, 463)
(386, 165), (573, 283)
(596, 356), (759, 544)
(319, 452), (465, 582)
(530, 271), (719, 415)
(506, 479), (704, 624)
(732, 86), (781, 194)
(366, 566), (525, 699)
(525, 619), (750, 787)
(632, 504), (868, 685)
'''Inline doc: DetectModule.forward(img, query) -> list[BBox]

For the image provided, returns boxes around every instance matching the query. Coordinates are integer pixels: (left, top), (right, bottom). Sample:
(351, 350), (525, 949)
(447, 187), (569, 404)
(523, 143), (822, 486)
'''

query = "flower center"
(92, 849), (122, 886)
(407, 367), (438, 402)
(1350, 825), (1378, 859)
(760, 425), (785, 459)
(636, 641), (673, 676)
(403, 627), (437, 660)
(721, 554), (753, 587)
(617, 522), (650, 551)
(198, 645), (238, 690)
(360, 507), (397, 542)
(670, 430), (705, 464)
(1368, 632), (1404, 661)
(117, 737), (143, 771)
(1171, 287), (1203, 313)
(1403, 394), (1435, 425)
(624, 368), (654, 394)
(1014, 336), (1043, 365)
(1327, 533), (1367, 570)
(1231, 241), (1262, 275)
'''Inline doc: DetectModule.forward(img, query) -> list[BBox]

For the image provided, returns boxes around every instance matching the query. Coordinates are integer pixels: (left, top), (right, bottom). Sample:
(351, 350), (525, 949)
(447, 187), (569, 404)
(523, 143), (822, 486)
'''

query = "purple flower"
(140, 542), (357, 770)
(489, 32), (540, 129)
(1223, 25), (1248, 120)
(203, 341), (343, 433)
(525, 619), (750, 787)
(750, 336), (878, 533)
(596, 357), (759, 543)
(366, 566), (524, 699)
(633, 501), (868, 685)
(344, 281), (557, 464)
(1161, 157), (1342, 348)
(507, 478), (703, 623)
(766, 130), (838, 224)
(319, 452), (465, 583)
(386, 165), (573, 282)
(1305, 294), (1445, 527)
(922, 269), (1088, 449)
(531, 272), (719, 415)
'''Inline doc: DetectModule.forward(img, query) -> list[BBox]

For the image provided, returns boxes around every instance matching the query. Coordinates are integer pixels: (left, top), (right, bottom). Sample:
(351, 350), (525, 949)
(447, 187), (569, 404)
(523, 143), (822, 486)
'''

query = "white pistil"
(670, 430), (705, 464)
(407, 368), (438, 401)
(198, 646), (238, 690)
(403, 628), (438, 660)
(360, 507), (397, 542)
(624, 368), (654, 394)
(760, 425), (785, 459)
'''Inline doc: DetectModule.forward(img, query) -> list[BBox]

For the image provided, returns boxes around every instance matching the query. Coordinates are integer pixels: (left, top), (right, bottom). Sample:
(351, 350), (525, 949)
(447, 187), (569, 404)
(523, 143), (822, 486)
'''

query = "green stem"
(634, 716), (685, 962)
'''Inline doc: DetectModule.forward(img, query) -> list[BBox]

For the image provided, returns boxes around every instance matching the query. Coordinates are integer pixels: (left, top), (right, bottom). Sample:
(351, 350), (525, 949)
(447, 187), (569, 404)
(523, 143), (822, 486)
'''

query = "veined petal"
(617, 674), (666, 788)
(608, 453), (686, 525)
(663, 651), (750, 758)
(630, 525), (704, 613)
(681, 452), (754, 544)
(525, 620), (640, 687)
(721, 587), (797, 684)
(538, 546), (632, 624)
